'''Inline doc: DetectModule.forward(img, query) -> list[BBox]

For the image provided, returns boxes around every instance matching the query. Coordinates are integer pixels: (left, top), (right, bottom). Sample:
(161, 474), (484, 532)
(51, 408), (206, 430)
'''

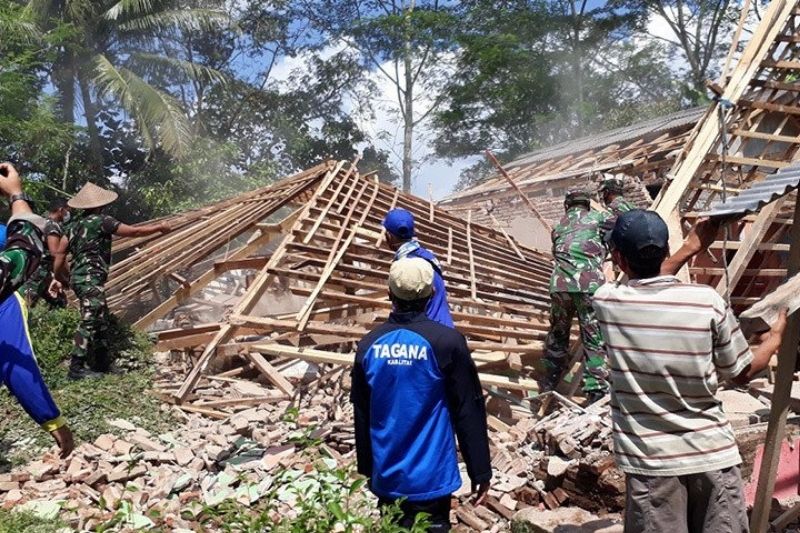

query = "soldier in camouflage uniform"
(542, 189), (610, 400)
(64, 182), (171, 380)
(599, 176), (635, 236)
(21, 199), (70, 308)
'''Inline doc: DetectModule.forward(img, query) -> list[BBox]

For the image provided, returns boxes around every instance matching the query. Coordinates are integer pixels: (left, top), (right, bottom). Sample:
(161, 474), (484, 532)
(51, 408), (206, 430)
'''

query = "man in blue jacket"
(351, 257), (491, 531)
(382, 208), (454, 328)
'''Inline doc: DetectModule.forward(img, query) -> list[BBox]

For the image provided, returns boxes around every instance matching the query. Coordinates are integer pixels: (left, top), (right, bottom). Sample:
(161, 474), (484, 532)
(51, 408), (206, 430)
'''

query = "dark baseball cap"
(383, 208), (415, 239)
(607, 209), (669, 259)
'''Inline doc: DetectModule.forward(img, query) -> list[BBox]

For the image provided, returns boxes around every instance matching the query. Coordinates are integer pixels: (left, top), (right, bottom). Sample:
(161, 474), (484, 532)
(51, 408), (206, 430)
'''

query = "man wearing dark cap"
(351, 257), (491, 531)
(382, 208), (454, 328)
(542, 189), (609, 400)
(594, 209), (786, 533)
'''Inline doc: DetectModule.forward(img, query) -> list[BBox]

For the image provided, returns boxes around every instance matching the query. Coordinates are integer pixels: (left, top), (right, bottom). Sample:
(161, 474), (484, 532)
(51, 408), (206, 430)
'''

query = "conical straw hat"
(67, 182), (119, 209)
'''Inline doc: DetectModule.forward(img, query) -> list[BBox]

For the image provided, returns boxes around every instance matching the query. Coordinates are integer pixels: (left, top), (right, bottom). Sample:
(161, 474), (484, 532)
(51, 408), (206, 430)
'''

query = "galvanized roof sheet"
(697, 162), (800, 218)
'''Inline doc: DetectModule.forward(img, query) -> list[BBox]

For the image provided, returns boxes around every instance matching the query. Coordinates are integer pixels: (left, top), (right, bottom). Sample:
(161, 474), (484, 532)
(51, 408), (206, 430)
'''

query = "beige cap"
(389, 257), (434, 301)
(9, 213), (47, 232)
(68, 182), (119, 209)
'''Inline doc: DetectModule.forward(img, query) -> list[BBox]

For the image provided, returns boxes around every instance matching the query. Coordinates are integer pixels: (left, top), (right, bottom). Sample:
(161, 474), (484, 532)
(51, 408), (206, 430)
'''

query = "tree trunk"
(402, 36), (414, 193)
(402, 86), (413, 192)
(54, 53), (75, 125)
(78, 70), (104, 178)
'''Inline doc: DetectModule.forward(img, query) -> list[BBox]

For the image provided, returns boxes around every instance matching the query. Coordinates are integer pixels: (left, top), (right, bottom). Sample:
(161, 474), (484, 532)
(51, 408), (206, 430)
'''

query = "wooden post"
(467, 211), (478, 301)
(750, 193), (800, 532)
(485, 149), (552, 232)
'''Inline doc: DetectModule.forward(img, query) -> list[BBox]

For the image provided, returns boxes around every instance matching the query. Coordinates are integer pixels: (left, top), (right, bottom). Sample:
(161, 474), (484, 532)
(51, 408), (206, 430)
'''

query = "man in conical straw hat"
(59, 182), (171, 380)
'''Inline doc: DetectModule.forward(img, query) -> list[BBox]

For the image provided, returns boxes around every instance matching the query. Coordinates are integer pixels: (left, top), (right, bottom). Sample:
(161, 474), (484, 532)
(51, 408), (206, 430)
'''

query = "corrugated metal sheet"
(697, 162), (800, 217)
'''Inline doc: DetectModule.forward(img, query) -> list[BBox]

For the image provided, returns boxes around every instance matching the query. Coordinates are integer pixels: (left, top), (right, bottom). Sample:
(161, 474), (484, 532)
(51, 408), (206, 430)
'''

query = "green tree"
(300, 0), (458, 192)
(26, 0), (229, 172)
(433, 0), (681, 190)
(624, 0), (738, 100)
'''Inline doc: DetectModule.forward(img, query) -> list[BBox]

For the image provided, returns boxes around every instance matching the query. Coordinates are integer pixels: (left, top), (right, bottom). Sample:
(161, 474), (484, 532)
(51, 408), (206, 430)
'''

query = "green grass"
(0, 508), (65, 533)
(0, 304), (174, 469)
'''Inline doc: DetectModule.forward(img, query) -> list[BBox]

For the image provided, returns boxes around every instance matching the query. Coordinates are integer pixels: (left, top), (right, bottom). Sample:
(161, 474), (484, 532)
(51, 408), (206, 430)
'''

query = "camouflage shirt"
(601, 197), (636, 237)
(550, 206), (608, 294)
(67, 213), (121, 286)
(0, 220), (44, 301)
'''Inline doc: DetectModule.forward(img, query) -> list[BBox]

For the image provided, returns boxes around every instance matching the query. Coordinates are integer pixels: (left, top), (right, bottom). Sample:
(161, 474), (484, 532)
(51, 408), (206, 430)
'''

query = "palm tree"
(27, 0), (228, 174)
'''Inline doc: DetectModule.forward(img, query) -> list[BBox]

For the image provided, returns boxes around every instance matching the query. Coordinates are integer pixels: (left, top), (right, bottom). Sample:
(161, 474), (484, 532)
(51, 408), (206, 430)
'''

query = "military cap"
(599, 177), (625, 194)
(565, 189), (592, 207)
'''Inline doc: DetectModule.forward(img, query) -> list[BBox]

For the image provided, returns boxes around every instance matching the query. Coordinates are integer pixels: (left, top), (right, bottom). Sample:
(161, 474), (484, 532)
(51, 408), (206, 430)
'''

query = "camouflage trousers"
(71, 284), (111, 369)
(544, 291), (608, 392)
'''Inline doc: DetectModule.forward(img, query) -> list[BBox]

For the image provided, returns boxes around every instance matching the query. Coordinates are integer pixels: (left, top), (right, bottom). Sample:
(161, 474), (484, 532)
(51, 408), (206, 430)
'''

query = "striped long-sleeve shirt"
(592, 276), (752, 477)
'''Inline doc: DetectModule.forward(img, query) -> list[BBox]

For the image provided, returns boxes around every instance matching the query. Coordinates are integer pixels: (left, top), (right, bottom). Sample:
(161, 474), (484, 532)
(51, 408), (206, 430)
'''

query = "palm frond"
(129, 53), (228, 86)
(93, 54), (191, 157)
(103, 0), (155, 20)
(118, 8), (231, 33)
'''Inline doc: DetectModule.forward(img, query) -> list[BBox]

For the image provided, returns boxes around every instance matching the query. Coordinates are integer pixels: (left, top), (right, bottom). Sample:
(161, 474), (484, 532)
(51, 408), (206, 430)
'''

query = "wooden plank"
(490, 213), (526, 260)
(447, 227), (453, 265)
(750, 193), (800, 532)
(715, 199), (784, 295)
(173, 162), (346, 402)
(485, 149), (552, 231)
(295, 177), (379, 330)
(251, 343), (540, 391)
(243, 351), (295, 396)
(706, 153), (791, 169)
(467, 210), (478, 301)
(196, 395), (288, 408)
(132, 213), (293, 330)
(374, 188), (400, 248)
(174, 404), (229, 419)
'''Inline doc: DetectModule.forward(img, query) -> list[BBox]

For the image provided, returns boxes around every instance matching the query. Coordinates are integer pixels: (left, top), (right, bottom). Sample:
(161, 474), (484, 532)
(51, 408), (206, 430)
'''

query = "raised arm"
(661, 218), (722, 276)
(114, 221), (171, 238)
(0, 163), (44, 298)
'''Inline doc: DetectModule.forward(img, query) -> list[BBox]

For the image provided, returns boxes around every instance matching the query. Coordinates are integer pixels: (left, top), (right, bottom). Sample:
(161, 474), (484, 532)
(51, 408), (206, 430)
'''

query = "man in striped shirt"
(594, 209), (787, 533)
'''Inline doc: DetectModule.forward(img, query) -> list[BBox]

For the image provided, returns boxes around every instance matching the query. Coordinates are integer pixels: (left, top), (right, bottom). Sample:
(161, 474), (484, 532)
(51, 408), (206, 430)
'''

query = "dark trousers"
(379, 495), (451, 532)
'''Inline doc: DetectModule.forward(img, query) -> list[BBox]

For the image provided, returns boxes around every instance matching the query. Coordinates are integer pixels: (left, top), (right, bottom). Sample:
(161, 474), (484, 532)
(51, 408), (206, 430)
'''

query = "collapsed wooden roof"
(439, 107), (704, 226)
(109, 160), (556, 411)
(652, 0), (800, 309)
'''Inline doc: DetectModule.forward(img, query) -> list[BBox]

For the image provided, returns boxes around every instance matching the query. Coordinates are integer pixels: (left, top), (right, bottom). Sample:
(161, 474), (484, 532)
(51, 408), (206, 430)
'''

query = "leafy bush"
(0, 303), (173, 468)
(0, 508), (65, 533)
(194, 411), (431, 533)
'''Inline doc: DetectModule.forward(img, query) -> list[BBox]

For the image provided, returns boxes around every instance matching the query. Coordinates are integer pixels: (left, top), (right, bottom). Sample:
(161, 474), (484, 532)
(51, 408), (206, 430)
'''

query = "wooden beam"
(715, 199), (784, 295)
(485, 149), (552, 231)
(243, 351), (295, 396)
(173, 162), (346, 402)
(467, 210), (477, 301)
(750, 192), (800, 532)
(250, 344), (539, 392)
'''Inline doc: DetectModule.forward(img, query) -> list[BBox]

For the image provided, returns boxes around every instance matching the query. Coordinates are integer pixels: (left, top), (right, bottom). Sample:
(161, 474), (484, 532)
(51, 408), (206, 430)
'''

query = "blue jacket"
(351, 311), (491, 501)
(394, 240), (454, 328)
